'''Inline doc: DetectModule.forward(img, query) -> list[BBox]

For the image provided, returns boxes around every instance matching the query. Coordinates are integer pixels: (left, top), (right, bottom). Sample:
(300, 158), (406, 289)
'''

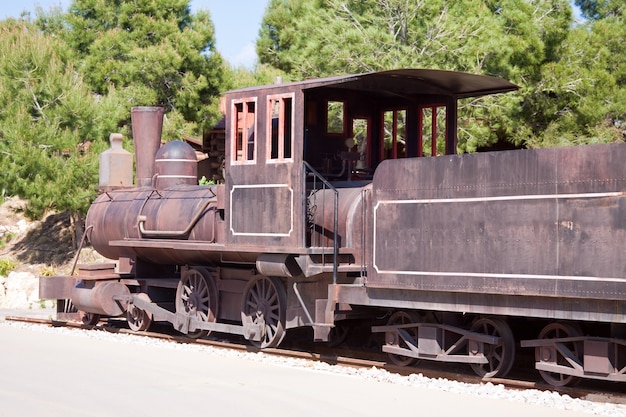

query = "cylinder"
(131, 107), (164, 187)
(70, 281), (130, 316)
(256, 253), (302, 277)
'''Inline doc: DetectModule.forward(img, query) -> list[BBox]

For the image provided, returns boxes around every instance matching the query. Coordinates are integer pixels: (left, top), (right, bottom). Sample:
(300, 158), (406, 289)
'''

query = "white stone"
(0, 277), (5, 302)
(1, 271), (40, 309)
(16, 219), (28, 231)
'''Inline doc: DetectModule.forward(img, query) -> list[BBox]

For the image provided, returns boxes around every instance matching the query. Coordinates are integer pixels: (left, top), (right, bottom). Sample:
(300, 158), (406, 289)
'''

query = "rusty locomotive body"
(41, 69), (626, 386)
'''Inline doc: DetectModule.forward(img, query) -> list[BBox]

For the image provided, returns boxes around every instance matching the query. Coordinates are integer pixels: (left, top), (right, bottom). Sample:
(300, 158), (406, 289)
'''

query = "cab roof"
(227, 68), (519, 99)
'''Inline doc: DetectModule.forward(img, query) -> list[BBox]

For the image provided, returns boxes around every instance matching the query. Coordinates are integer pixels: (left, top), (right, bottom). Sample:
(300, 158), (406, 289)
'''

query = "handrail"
(303, 161), (339, 284)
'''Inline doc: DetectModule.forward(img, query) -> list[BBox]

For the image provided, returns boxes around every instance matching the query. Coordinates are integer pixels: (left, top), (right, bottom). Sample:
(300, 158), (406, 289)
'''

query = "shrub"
(0, 258), (16, 276)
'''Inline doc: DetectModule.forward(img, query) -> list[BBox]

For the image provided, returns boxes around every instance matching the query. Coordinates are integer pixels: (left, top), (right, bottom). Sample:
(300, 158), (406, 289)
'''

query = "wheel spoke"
(268, 311), (279, 323)
(267, 292), (278, 305)
(250, 289), (261, 305)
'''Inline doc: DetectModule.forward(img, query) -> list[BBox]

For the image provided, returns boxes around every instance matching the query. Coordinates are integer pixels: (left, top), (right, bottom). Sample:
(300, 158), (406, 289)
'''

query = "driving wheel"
(175, 267), (218, 338)
(241, 276), (287, 348)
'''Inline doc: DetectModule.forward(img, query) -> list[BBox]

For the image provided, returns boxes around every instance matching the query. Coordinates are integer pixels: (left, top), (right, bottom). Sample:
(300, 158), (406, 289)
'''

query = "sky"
(0, 0), (268, 68)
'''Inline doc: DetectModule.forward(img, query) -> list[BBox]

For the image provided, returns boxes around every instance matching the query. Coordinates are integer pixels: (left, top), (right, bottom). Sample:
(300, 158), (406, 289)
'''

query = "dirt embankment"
(0, 197), (75, 269)
(0, 197), (105, 309)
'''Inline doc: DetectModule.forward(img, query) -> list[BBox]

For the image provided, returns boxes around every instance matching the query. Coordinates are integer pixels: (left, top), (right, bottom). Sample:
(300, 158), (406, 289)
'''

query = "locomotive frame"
(40, 69), (626, 386)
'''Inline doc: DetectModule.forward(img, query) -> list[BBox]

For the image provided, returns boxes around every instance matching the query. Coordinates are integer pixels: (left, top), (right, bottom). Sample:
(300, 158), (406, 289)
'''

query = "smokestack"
(131, 106), (164, 187)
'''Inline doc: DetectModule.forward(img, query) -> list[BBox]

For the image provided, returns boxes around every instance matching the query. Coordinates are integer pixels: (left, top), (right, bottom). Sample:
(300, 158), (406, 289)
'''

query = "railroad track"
(5, 315), (626, 407)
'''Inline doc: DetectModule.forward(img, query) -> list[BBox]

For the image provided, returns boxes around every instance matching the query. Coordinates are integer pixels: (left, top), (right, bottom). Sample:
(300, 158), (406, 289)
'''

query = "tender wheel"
(469, 317), (515, 378)
(385, 311), (419, 367)
(536, 322), (582, 387)
(241, 276), (287, 348)
(79, 311), (100, 326)
(126, 293), (153, 332)
(175, 267), (218, 339)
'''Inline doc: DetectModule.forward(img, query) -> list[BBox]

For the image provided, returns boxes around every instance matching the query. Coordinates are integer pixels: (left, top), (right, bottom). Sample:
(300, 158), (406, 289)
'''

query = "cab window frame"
(267, 93), (295, 163)
(231, 97), (258, 165)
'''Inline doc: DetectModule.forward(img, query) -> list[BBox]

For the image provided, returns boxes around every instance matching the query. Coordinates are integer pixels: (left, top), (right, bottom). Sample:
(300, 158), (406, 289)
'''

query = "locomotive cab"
(207, 70), (520, 342)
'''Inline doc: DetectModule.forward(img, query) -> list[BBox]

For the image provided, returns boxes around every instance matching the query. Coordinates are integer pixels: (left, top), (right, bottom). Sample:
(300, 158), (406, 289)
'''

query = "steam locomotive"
(40, 69), (626, 387)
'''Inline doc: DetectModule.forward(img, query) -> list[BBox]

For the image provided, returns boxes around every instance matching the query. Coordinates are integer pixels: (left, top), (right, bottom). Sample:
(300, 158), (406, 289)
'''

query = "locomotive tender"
(40, 69), (626, 386)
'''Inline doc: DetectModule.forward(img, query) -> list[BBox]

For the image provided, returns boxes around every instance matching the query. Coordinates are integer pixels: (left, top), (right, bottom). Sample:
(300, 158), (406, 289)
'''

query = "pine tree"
(0, 20), (108, 235)
(41, 0), (226, 136)
(257, 0), (573, 150)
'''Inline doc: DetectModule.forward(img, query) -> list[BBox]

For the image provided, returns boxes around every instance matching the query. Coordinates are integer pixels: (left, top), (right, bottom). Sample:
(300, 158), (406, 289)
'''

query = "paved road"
(0, 319), (597, 417)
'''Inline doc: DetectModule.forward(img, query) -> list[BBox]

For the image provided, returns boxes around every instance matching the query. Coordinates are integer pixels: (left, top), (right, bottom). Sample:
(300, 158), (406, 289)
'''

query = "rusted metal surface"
(521, 336), (626, 383)
(39, 275), (75, 300)
(71, 281), (130, 316)
(332, 284), (626, 324)
(154, 140), (198, 188)
(229, 69), (519, 99)
(307, 186), (367, 252)
(119, 293), (263, 339)
(224, 85), (304, 250)
(369, 143), (626, 304)
(86, 186), (222, 263)
(131, 106), (164, 187)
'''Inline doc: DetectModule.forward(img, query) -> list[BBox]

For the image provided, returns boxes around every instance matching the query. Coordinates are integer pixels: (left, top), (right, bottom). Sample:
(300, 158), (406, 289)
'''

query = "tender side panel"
(369, 143), (626, 302)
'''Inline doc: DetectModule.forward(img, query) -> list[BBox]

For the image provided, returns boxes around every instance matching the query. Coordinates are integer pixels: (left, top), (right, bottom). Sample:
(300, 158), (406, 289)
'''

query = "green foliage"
(0, 258), (16, 276)
(222, 64), (291, 91)
(0, 2), (230, 223)
(257, 0), (626, 150)
(257, 0), (574, 150)
(40, 265), (56, 277)
(57, 0), (225, 135)
(0, 232), (15, 248)
(0, 21), (107, 219)
(258, 0), (570, 79)
(575, 0), (624, 19)
(522, 10), (626, 147)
